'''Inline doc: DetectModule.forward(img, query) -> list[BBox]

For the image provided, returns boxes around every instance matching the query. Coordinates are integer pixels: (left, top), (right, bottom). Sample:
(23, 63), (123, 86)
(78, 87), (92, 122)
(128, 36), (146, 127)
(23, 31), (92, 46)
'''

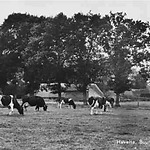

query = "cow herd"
(0, 95), (47, 115)
(0, 94), (114, 116)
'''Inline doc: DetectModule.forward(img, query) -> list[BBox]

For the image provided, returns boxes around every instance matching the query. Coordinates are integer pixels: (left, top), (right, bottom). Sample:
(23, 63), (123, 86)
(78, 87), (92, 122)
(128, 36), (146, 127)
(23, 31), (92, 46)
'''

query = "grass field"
(0, 101), (150, 150)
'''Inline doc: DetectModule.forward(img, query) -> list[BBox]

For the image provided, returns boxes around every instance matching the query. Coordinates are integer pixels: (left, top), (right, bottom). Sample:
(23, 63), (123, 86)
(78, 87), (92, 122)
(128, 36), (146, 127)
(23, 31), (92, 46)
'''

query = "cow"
(21, 96), (48, 111)
(106, 97), (114, 108)
(57, 97), (76, 109)
(87, 96), (114, 115)
(0, 95), (24, 115)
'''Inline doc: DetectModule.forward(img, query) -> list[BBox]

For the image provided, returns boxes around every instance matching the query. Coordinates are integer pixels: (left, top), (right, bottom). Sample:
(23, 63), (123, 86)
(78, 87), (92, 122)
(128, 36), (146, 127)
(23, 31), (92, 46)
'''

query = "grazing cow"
(57, 97), (76, 109)
(87, 96), (114, 115)
(106, 97), (114, 108)
(21, 96), (48, 111)
(0, 95), (24, 115)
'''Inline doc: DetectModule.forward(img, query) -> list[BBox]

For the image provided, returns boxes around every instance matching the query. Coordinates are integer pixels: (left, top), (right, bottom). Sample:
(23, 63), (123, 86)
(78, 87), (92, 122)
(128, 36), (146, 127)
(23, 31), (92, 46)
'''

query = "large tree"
(42, 13), (74, 100)
(0, 13), (46, 93)
(21, 21), (48, 94)
(69, 13), (108, 103)
(101, 12), (150, 106)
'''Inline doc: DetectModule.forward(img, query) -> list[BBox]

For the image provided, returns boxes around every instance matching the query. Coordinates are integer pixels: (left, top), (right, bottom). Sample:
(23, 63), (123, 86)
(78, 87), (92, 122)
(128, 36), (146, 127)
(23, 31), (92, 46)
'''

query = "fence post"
(137, 97), (140, 107)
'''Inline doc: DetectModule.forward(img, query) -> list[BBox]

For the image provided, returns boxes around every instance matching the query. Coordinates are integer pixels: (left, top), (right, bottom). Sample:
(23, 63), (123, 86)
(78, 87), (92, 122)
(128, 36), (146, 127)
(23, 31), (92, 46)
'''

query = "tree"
(101, 12), (150, 106)
(131, 73), (147, 89)
(21, 22), (48, 94)
(69, 13), (108, 103)
(42, 13), (74, 100)
(0, 13), (46, 93)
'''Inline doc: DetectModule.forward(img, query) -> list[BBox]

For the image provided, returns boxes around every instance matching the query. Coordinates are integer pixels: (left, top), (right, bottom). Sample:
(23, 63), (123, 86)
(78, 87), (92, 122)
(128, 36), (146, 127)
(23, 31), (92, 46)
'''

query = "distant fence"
(43, 97), (85, 103)
(40, 95), (150, 103)
(120, 96), (150, 102)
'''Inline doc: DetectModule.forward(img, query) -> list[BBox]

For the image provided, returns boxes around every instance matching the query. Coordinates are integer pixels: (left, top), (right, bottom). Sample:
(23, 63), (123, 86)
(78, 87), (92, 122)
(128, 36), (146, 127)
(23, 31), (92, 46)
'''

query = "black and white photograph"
(0, 0), (150, 149)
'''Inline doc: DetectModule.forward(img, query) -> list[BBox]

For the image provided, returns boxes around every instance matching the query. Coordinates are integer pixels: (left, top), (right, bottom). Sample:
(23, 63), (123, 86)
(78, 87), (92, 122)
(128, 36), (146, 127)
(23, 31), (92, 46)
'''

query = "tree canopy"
(0, 12), (150, 105)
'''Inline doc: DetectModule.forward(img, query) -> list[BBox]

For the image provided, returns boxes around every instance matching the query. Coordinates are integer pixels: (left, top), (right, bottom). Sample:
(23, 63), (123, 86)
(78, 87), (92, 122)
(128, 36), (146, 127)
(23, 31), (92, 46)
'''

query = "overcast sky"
(0, 0), (150, 25)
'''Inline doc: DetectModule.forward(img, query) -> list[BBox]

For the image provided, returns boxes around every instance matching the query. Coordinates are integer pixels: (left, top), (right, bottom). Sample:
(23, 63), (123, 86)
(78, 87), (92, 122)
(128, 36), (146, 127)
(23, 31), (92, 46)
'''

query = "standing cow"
(0, 95), (24, 115)
(21, 96), (48, 111)
(87, 96), (114, 115)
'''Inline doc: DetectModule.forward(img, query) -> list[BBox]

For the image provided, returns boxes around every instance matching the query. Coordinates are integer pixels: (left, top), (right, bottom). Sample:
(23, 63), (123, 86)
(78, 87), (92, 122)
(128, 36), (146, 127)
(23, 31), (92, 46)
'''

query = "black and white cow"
(57, 97), (76, 109)
(87, 96), (114, 115)
(21, 95), (48, 111)
(0, 95), (24, 115)
(106, 97), (114, 108)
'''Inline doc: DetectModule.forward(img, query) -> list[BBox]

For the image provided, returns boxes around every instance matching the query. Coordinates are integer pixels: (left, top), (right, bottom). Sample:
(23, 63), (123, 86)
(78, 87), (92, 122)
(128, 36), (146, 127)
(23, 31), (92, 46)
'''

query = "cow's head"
(18, 105), (24, 115)
(72, 102), (76, 109)
(43, 105), (48, 111)
(13, 98), (24, 115)
(107, 97), (114, 108)
(70, 99), (76, 109)
(88, 96), (95, 105)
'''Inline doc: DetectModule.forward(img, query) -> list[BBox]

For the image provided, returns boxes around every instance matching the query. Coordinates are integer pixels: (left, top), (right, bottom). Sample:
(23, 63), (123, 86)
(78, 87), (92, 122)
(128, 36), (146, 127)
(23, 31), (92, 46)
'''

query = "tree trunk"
(115, 93), (121, 107)
(58, 82), (62, 101)
(83, 91), (87, 105)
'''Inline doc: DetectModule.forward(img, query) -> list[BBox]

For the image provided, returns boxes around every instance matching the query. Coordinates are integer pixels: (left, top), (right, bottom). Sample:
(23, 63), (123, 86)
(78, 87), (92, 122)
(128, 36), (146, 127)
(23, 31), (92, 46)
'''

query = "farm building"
(35, 83), (105, 101)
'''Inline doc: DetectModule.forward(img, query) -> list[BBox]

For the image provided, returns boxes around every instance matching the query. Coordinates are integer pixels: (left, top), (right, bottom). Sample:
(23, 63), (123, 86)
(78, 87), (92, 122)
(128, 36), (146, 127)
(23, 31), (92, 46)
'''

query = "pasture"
(0, 101), (150, 150)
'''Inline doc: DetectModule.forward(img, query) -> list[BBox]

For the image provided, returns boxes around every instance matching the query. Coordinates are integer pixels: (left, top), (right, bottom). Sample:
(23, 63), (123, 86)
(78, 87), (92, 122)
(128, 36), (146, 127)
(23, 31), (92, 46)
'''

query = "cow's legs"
(90, 108), (98, 115)
(105, 101), (112, 112)
(90, 107), (94, 115)
(23, 102), (29, 111)
(59, 102), (62, 109)
(103, 105), (107, 112)
(35, 106), (39, 111)
(58, 101), (63, 109)
(57, 102), (60, 108)
(8, 100), (14, 115)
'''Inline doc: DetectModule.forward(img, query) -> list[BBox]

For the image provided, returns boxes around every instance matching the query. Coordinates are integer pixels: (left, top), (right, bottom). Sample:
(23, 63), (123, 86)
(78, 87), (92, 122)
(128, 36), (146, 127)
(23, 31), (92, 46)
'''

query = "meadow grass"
(0, 101), (150, 150)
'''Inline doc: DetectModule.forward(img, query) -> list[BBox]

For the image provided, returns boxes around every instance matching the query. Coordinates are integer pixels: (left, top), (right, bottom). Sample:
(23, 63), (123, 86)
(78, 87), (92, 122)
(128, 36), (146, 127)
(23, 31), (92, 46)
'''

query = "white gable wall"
(88, 83), (104, 98)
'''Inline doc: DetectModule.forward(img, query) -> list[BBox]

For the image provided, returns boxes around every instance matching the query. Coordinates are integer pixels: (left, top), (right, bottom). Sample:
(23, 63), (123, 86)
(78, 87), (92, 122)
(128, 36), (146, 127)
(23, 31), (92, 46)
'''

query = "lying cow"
(21, 96), (48, 111)
(87, 96), (114, 115)
(57, 97), (76, 109)
(0, 95), (24, 115)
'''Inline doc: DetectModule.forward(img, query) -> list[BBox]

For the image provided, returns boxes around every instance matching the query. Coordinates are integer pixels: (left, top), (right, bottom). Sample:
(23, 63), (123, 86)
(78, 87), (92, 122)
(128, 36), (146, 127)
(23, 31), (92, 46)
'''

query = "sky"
(0, 0), (150, 25)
